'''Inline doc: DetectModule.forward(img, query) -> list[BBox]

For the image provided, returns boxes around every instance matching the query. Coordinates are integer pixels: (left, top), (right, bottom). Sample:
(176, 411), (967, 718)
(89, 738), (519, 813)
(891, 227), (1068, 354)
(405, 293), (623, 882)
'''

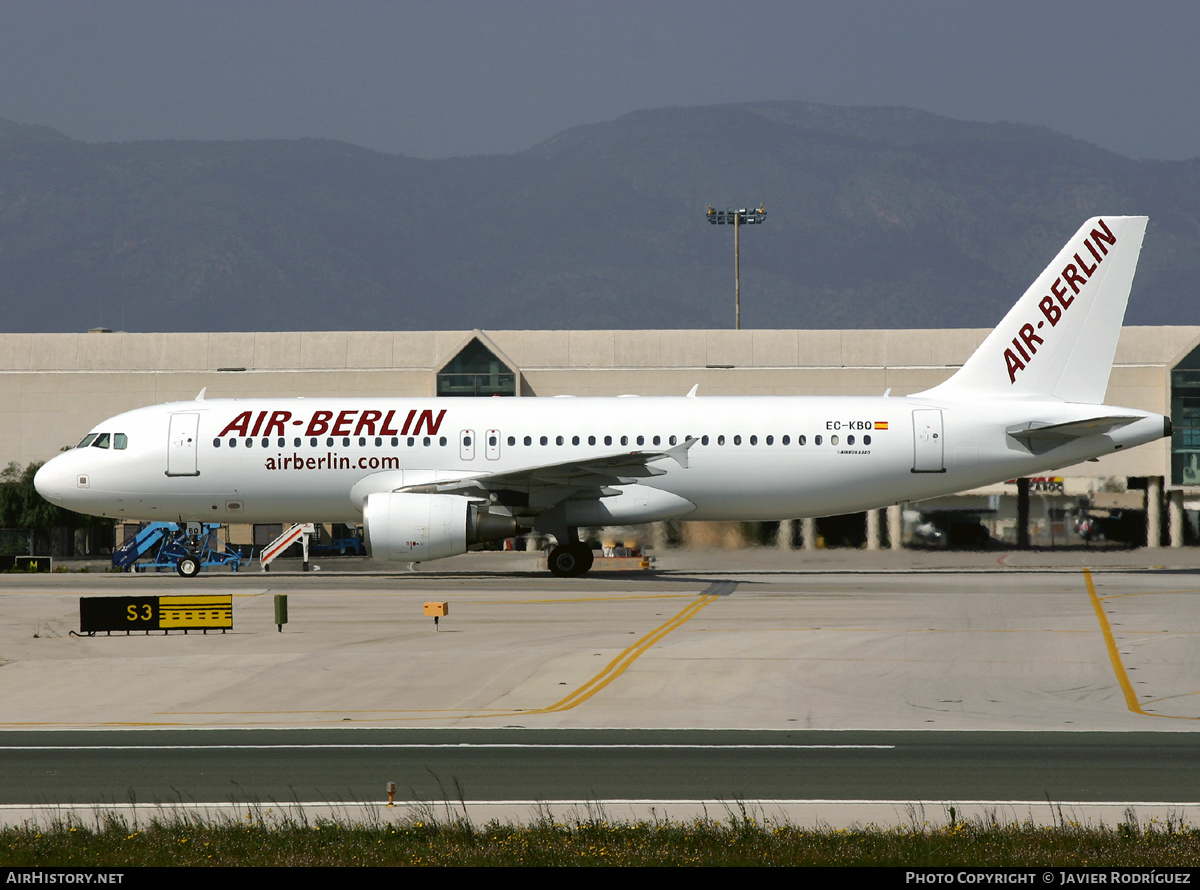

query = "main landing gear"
(547, 540), (594, 578)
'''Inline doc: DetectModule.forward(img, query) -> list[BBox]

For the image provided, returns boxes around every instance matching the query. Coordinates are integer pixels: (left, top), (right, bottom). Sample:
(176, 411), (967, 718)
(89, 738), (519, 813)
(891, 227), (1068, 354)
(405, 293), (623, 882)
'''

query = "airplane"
(34, 216), (1170, 578)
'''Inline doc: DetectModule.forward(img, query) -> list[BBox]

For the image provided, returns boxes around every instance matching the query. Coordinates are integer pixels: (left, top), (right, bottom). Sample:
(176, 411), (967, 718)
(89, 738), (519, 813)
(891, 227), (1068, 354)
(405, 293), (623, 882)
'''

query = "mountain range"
(1, 102), (1196, 333)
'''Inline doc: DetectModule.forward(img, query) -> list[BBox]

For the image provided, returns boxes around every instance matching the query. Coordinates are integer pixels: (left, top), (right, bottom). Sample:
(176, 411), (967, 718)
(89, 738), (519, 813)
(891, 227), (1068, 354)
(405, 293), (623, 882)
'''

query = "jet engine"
(363, 492), (522, 562)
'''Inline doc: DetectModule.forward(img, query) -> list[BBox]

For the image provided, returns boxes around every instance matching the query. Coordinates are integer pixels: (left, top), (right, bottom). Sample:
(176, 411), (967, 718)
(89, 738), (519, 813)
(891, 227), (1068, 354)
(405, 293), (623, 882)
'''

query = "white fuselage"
(33, 393), (1168, 526)
(30, 216), (1169, 577)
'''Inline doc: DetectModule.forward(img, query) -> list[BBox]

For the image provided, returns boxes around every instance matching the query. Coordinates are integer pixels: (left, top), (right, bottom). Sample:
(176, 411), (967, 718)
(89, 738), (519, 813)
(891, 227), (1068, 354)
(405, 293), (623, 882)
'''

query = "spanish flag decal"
(874, 421), (889, 430)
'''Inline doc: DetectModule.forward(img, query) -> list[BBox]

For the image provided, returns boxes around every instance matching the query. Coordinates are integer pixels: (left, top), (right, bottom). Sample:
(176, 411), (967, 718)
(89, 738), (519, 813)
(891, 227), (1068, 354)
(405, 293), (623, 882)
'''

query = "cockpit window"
(76, 434), (98, 449)
(114, 433), (128, 450)
(91, 433), (111, 449)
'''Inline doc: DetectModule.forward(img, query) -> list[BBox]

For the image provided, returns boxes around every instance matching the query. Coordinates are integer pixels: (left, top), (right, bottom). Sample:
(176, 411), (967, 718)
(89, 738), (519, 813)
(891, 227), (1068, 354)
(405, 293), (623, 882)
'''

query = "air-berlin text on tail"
(217, 408), (447, 439)
(1005, 219), (1117, 385)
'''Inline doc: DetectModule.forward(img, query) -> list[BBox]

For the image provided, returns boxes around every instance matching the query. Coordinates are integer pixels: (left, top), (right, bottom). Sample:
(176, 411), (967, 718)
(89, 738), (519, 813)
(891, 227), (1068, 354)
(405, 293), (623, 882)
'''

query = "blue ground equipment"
(112, 522), (243, 573)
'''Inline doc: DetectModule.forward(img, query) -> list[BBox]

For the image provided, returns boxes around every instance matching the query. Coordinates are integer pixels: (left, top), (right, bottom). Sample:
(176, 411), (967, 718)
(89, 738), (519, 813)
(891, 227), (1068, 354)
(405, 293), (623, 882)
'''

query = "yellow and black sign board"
(159, 596), (233, 628)
(80, 595), (233, 634)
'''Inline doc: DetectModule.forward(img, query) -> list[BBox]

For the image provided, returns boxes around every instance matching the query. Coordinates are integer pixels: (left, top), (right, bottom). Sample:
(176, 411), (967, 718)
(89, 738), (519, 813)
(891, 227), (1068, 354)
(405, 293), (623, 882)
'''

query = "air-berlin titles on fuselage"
(218, 408), (447, 439)
(1004, 218), (1118, 385)
(219, 409), (898, 442)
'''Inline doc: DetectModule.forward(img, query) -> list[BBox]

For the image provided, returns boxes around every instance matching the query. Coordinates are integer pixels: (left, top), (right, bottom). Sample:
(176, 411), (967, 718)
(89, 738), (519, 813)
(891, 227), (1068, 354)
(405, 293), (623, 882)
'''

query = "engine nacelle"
(363, 492), (521, 563)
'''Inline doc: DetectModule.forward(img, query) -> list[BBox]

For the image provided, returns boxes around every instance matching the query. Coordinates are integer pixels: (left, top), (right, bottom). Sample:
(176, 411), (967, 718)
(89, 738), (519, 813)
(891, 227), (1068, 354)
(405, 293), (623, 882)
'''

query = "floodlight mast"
(706, 204), (766, 329)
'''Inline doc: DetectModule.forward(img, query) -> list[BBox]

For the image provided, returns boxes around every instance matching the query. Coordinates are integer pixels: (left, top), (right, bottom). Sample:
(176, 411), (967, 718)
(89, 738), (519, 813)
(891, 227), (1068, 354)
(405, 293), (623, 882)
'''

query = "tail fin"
(918, 216), (1148, 404)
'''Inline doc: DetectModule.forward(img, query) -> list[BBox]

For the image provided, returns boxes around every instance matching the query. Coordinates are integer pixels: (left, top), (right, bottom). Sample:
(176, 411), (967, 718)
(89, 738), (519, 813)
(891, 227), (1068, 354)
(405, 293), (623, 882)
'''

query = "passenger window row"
(214, 436), (450, 449)
(210, 433), (872, 450)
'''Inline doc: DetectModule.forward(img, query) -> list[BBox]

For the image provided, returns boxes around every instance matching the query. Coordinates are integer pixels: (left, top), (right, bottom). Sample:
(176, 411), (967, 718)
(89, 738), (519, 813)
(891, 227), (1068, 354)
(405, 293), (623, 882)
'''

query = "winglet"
(686, 384), (699, 398)
(661, 436), (699, 469)
(195, 387), (207, 401)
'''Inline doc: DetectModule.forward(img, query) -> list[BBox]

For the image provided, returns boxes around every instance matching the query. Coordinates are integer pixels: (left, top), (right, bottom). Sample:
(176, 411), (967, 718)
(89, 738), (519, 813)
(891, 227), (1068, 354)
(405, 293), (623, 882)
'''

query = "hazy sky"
(1, 1), (1196, 161)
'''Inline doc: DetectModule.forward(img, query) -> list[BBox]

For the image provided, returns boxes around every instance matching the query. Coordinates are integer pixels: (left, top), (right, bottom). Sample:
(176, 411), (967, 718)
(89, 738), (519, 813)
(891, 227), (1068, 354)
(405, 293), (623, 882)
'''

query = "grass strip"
(3, 806), (1199, 866)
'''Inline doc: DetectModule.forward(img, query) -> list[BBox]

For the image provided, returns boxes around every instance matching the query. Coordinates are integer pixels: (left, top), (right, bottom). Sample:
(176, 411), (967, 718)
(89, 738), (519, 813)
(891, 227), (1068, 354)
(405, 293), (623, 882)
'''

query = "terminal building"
(5, 325), (1200, 555)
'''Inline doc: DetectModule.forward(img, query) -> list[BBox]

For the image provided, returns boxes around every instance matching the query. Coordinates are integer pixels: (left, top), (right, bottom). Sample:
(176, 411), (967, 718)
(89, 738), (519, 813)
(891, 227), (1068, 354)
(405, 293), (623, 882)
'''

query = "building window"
(437, 338), (517, 397)
(1172, 346), (1200, 485)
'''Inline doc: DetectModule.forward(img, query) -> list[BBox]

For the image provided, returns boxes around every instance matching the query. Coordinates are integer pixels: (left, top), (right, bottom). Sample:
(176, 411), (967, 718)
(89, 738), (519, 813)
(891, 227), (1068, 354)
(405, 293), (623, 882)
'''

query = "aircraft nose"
(34, 459), (66, 505)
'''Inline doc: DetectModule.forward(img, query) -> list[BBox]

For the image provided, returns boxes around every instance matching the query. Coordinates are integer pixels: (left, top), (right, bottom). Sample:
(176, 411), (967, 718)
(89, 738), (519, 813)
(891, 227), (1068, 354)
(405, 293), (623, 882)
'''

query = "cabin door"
(166, 412), (200, 477)
(911, 409), (945, 473)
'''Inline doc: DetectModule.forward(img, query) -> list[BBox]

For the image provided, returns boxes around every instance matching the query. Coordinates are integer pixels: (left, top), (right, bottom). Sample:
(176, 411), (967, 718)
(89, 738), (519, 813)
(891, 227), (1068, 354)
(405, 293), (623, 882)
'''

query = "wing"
(400, 437), (699, 511)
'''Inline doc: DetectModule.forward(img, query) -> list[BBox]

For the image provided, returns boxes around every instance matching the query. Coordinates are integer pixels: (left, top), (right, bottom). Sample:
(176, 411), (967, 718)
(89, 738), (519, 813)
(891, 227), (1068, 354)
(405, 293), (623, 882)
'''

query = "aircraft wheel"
(547, 542), (593, 578)
(177, 556), (201, 578)
(571, 542), (594, 575)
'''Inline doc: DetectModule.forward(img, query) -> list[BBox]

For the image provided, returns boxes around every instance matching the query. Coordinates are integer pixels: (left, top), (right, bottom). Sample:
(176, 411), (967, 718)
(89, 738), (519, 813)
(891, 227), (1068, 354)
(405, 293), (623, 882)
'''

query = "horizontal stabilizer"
(1007, 415), (1139, 454)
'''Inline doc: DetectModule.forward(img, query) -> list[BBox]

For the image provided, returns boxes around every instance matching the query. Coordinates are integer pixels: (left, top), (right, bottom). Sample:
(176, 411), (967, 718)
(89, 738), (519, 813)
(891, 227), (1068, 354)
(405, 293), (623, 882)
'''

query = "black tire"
(547, 542), (594, 578)
(571, 542), (594, 575)
(177, 556), (201, 578)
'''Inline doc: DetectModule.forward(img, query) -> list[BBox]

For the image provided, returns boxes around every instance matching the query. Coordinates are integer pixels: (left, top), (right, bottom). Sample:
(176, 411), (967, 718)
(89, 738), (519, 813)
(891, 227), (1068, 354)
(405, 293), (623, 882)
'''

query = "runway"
(2, 728), (1197, 804)
(2, 549), (1198, 825)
